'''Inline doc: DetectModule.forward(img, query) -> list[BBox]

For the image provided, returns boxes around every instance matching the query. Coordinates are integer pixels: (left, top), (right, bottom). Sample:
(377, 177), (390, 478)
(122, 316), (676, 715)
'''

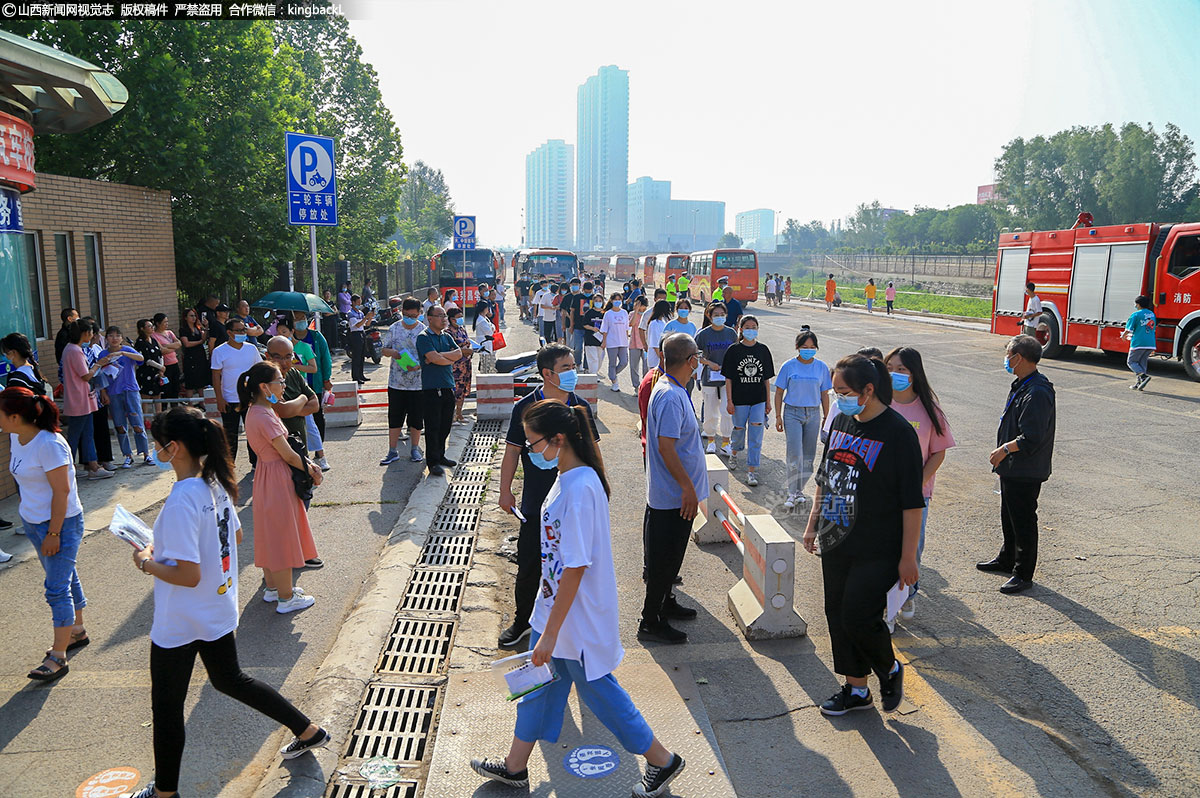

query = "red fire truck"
(991, 213), (1200, 381)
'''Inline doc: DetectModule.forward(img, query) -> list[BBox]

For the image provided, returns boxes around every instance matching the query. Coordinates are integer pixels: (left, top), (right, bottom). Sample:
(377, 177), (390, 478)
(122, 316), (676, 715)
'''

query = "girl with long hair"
(695, 301), (736, 456)
(599, 291), (631, 392)
(883, 346), (954, 621)
(150, 313), (183, 400)
(123, 406), (329, 798)
(645, 299), (674, 370)
(720, 315), (774, 486)
(471, 399), (685, 797)
(2, 332), (47, 394)
(628, 295), (650, 385)
(803, 355), (924, 718)
(238, 361), (322, 613)
(135, 318), (168, 417)
(446, 306), (475, 424)
(61, 320), (114, 479)
(178, 308), (209, 400)
(775, 328), (832, 508)
(0, 386), (88, 679)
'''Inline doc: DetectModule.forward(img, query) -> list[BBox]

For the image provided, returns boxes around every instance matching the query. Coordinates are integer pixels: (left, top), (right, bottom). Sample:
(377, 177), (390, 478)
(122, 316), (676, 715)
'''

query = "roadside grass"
(790, 282), (991, 318)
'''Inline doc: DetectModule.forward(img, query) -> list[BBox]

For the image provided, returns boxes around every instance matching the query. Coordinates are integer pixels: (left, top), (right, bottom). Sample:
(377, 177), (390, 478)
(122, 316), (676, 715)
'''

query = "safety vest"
(677, 274), (690, 293)
(665, 282), (677, 302)
(712, 286), (725, 302)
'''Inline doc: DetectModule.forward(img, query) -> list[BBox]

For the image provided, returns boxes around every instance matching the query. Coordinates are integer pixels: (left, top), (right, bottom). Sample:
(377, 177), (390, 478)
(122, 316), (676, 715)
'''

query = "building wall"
(736, 208), (775, 251)
(627, 176), (671, 247)
(577, 65), (629, 251)
(525, 140), (574, 249)
(0, 173), (177, 498)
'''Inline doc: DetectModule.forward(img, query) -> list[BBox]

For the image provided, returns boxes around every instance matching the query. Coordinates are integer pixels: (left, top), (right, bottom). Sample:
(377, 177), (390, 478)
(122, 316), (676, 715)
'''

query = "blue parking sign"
(286, 132), (338, 226)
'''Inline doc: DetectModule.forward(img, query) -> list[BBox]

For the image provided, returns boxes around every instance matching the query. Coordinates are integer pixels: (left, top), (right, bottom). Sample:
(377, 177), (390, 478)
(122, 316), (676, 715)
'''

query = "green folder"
(396, 351), (419, 369)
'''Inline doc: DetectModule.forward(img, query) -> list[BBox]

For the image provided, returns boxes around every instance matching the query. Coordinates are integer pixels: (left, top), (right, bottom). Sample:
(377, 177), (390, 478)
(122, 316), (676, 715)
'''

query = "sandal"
(66, 629), (90, 653)
(28, 652), (69, 682)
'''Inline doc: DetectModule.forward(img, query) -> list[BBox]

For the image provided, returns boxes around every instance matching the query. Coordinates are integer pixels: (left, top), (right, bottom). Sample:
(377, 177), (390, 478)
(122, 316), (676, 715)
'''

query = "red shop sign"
(0, 111), (35, 193)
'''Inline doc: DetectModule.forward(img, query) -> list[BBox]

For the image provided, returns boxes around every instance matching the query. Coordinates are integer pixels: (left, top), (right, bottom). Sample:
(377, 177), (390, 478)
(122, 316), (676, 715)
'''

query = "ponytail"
(150, 406), (238, 501)
(833, 353), (892, 406)
(0, 386), (61, 432)
(237, 361), (279, 409)
(523, 399), (609, 497)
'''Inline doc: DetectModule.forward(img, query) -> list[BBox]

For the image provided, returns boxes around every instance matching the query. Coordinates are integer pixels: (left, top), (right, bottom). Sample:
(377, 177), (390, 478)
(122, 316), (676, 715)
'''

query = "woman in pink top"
(884, 346), (954, 621)
(885, 282), (897, 315)
(627, 295), (649, 386)
(60, 320), (114, 479)
(151, 312), (183, 400)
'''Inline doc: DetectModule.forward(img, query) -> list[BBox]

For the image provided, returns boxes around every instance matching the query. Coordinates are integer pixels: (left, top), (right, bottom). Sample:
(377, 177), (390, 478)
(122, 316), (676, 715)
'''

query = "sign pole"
(463, 249), (467, 306)
(309, 225), (318, 294)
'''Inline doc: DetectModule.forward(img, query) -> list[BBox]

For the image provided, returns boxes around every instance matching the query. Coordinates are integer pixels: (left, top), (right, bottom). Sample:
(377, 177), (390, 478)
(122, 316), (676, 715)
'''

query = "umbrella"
(250, 291), (335, 314)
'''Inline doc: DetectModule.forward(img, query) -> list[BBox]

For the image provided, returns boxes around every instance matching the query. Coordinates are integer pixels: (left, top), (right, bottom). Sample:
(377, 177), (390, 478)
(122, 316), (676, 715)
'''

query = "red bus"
(609, 255), (638, 279)
(431, 247), (499, 306)
(652, 252), (690, 292)
(688, 249), (759, 303)
(637, 255), (656, 285)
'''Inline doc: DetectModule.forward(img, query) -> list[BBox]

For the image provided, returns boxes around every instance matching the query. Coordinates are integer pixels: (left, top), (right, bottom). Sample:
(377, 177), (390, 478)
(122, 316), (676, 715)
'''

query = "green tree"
(716, 232), (742, 248)
(846, 200), (887, 249)
(396, 161), (455, 259)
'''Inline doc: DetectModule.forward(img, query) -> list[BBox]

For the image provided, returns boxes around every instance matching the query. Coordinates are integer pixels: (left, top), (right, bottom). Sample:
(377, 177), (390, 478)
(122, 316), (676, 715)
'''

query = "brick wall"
(0, 173), (177, 499)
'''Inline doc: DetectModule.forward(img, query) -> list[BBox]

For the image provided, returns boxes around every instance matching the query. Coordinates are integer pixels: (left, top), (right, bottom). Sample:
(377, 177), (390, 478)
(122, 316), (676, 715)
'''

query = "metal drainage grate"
(377, 617), (455, 675)
(444, 482), (486, 506)
(431, 506), (480, 533)
(474, 419), (502, 433)
(401, 569), (465, 613)
(326, 781), (419, 798)
(345, 684), (439, 761)
(470, 431), (500, 444)
(452, 466), (490, 484)
(420, 533), (475, 569)
(459, 446), (494, 464)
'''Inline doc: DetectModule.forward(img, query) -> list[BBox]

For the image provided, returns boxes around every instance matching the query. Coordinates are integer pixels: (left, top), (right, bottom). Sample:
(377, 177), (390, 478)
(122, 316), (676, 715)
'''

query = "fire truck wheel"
(1182, 327), (1200, 382)
(1038, 312), (1069, 358)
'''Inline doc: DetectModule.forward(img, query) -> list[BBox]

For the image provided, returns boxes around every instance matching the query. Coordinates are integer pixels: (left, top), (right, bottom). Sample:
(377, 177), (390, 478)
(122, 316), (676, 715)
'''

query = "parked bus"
(609, 255), (638, 279)
(637, 254), (656, 286)
(431, 247), (500, 306)
(992, 212), (1200, 380)
(652, 252), (692, 294)
(514, 247), (580, 284)
(688, 249), (759, 303)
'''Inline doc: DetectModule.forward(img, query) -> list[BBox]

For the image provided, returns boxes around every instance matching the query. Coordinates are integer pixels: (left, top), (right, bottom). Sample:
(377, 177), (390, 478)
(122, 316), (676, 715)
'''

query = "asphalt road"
(0, 356), (422, 798)
(488, 300), (1200, 797)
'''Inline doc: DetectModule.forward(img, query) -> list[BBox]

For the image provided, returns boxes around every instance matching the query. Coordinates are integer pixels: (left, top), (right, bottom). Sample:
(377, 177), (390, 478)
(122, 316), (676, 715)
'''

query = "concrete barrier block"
(325, 380), (361, 428)
(476, 374), (514, 419)
(692, 454), (733, 544)
(202, 387), (219, 421)
(728, 513), (806, 640)
(576, 373), (600, 419)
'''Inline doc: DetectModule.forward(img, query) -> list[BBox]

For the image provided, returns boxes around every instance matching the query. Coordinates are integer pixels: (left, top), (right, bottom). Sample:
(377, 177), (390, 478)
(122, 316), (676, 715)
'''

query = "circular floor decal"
(563, 745), (619, 779)
(76, 767), (141, 798)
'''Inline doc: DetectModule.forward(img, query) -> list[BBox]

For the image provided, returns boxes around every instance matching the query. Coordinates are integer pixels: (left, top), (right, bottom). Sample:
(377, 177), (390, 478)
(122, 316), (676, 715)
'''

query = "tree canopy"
(716, 232), (743, 248)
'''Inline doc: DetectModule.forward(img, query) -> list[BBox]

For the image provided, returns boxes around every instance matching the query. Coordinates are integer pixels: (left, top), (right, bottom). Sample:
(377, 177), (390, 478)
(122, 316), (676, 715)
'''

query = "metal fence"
(811, 252), (995, 280)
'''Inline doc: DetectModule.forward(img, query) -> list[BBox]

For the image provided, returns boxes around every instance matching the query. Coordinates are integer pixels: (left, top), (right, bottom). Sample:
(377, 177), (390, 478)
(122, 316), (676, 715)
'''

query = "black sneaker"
(879, 661), (904, 712)
(471, 756), (529, 788)
(633, 752), (685, 797)
(280, 727), (331, 759)
(0, 517), (12, 529)
(439, 457), (458, 467)
(122, 783), (173, 798)
(662, 597), (698, 620)
(498, 622), (531, 648)
(637, 620), (687, 644)
(428, 464), (445, 476)
(820, 684), (874, 716)
(303, 558), (324, 569)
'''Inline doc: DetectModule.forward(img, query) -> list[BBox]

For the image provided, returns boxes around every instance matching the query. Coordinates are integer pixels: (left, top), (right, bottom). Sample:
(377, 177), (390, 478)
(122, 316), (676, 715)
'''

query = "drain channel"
(345, 684), (440, 761)
(377, 618), (457, 675)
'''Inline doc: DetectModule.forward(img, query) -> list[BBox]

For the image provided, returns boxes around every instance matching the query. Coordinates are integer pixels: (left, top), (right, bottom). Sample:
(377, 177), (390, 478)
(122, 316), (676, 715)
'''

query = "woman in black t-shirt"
(134, 319), (166, 414)
(719, 315), (774, 486)
(803, 354), (924, 718)
(2, 332), (47, 394)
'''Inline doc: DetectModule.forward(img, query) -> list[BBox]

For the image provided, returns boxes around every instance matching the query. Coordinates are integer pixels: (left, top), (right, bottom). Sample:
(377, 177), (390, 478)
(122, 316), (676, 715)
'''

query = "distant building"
(977, 183), (1003, 204)
(577, 65), (629, 251)
(735, 208), (775, 252)
(627, 176), (724, 251)
(878, 208), (905, 221)
(525, 139), (574, 248)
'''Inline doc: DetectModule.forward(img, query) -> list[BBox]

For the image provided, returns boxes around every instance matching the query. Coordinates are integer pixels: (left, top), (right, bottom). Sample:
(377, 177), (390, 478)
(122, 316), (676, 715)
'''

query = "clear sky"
(347, 0), (1200, 248)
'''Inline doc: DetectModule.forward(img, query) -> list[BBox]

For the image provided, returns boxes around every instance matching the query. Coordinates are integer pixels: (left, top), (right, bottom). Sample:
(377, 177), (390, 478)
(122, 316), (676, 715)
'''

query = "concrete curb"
(790, 296), (990, 333)
(249, 421), (476, 798)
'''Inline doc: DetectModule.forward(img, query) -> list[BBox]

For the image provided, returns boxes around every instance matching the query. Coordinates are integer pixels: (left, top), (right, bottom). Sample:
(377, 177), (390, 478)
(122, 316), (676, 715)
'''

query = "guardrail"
(692, 453), (806, 640)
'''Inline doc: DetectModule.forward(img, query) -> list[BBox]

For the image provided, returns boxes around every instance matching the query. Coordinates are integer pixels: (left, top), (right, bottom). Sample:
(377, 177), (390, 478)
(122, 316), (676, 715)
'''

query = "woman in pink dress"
(238, 361), (323, 615)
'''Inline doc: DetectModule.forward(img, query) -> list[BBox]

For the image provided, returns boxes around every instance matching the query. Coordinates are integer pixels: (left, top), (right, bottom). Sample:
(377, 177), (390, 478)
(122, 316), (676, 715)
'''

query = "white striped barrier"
(325, 381), (361, 427)
(476, 374), (514, 420)
(576, 373), (600, 420)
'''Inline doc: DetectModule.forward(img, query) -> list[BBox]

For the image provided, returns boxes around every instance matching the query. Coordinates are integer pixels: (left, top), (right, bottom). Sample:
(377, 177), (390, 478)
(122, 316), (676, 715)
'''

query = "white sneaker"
(720, 444), (732, 457)
(610, 383), (621, 392)
(705, 441), (717, 454)
(121, 456), (134, 469)
(900, 597), (916, 621)
(783, 493), (797, 509)
(728, 453), (738, 471)
(0, 549), (12, 563)
(747, 471), (759, 487)
(264, 586), (306, 603)
(316, 457), (331, 472)
(276, 592), (316, 614)
(87, 468), (115, 480)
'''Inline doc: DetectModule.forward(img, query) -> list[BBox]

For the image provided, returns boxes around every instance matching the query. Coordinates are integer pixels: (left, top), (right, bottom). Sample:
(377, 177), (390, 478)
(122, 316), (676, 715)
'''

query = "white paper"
(504, 660), (555, 698)
(510, 506), (527, 523)
(885, 580), (907, 623)
(109, 504), (154, 550)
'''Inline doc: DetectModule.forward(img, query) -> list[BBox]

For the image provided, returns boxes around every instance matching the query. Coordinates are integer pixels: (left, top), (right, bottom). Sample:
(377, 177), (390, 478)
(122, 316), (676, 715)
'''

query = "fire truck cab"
(992, 215), (1200, 381)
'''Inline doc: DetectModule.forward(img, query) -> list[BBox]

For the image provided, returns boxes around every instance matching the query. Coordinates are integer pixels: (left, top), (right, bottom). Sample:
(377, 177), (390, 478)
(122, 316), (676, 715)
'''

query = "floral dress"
(449, 321), (473, 400)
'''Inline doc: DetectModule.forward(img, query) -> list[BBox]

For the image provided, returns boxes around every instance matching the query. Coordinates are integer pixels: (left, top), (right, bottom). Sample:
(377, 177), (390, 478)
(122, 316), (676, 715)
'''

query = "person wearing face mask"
(447, 307), (475, 425)
(380, 298), (426, 466)
(720, 316), (774, 486)
(238, 362), (323, 612)
(645, 300), (674, 371)
(664, 299), (697, 338)
(104, 325), (153, 468)
(599, 293), (631, 391)
(981, 335), (1056, 595)
(628, 295), (650, 385)
(444, 289), (460, 312)
(580, 293), (607, 376)
(1121, 294), (1156, 390)
(534, 281), (558, 343)
(802, 354), (923, 718)
(210, 319), (263, 469)
(695, 302), (737, 455)
(416, 305), (464, 476)
(774, 329), (832, 508)
(496, 344), (599, 648)
(473, 301), (497, 375)
(553, 284), (568, 343)
(290, 310), (333, 443)
(347, 293), (369, 384)
(884, 346), (954, 621)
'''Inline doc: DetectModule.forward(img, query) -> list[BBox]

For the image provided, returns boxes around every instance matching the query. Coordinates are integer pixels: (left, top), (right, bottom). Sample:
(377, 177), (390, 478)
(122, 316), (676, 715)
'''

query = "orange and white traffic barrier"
(476, 374), (514, 420)
(202, 388), (219, 421)
(325, 380), (361, 427)
(576, 373), (600, 419)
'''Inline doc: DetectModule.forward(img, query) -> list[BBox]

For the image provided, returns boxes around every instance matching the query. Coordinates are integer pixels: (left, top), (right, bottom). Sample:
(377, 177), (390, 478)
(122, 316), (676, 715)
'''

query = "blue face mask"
(295, 320), (308, 331)
(583, 291), (593, 297)
(267, 391), (278, 404)
(232, 333), (246, 343)
(890, 372), (912, 391)
(1004, 356), (1014, 374)
(554, 369), (578, 392)
(154, 443), (175, 470)
(798, 348), (817, 361)
(711, 315), (726, 327)
(571, 285), (581, 293)
(402, 316), (419, 327)
(742, 328), (758, 341)
(836, 394), (866, 416)
(417, 315), (426, 325)
(528, 442), (559, 470)
(677, 308), (690, 319)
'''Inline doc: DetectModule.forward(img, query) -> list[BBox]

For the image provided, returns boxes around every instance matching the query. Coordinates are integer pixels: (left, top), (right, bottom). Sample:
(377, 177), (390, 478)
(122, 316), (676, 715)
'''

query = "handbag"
(492, 331), (507, 351)
(285, 433), (314, 501)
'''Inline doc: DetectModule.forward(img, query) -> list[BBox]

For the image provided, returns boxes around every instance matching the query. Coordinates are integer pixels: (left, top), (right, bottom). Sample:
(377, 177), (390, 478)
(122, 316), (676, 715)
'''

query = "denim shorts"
(24, 513), (87, 627)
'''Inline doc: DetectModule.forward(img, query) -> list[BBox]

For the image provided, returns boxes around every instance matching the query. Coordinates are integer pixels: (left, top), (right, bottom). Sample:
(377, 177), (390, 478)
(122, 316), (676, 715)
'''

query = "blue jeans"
(64, 414), (97, 464)
(910, 497), (931, 599)
(571, 328), (585, 366)
(498, 298), (505, 323)
(515, 631), (654, 755)
(731, 402), (766, 468)
(305, 414), (323, 452)
(866, 298), (874, 311)
(782, 404), (821, 494)
(109, 390), (148, 456)
(25, 514), (87, 627)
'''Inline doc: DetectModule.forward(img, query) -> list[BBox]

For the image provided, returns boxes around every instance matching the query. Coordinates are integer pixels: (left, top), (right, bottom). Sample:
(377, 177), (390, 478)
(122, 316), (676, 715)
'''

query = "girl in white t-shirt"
(122, 407), (329, 798)
(474, 301), (497, 374)
(471, 400), (685, 797)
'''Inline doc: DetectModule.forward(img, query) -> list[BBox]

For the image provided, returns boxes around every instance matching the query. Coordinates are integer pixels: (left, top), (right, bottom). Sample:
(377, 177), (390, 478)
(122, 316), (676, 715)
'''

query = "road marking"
(897, 624), (1200, 653)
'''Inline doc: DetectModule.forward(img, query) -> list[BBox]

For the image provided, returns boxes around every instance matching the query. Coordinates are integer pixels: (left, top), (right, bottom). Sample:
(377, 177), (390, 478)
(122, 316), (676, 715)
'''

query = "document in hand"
(491, 650), (558, 701)
(110, 504), (153, 550)
(396, 350), (419, 370)
(885, 580), (907, 623)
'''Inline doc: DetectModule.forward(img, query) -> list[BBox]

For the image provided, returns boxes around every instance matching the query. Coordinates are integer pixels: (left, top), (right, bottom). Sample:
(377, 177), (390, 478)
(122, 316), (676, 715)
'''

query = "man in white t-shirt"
(210, 318), (262, 465)
(534, 280), (558, 342)
(1022, 282), (1043, 337)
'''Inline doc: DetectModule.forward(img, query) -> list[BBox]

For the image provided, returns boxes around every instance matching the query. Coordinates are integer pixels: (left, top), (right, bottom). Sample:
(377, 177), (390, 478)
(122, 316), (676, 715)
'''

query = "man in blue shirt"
(641, 333), (708, 645)
(416, 305), (464, 476)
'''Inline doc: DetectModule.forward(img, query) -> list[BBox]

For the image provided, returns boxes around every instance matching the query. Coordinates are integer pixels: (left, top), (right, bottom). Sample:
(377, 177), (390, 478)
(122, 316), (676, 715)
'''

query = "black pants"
(822, 550), (897, 680)
(221, 404), (257, 467)
(999, 477), (1042, 580)
(513, 514), (542, 629)
(641, 506), (692, 623)
(541, 320), (556, 342)
(314, 404), (326, 441)
(88, 405), (113, 464)
(422, 387), (455, 467)
(349, 330), (366, 382)
(150, 632), (309, 792)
